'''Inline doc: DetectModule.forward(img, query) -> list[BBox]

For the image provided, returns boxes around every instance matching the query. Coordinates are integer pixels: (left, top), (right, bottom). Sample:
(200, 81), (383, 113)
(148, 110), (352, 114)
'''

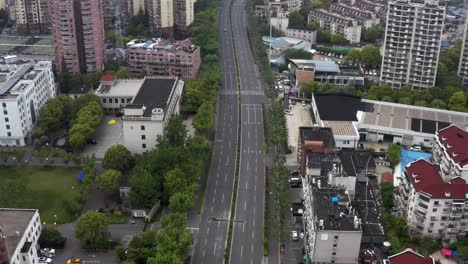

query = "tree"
(458, 245), (468, 261)
(69, 132), (87, 152)
(414, 100), (427, 107)
(155, 214), (192, 260)
(0, 8), (10, 30)
(283, 48), (312, 60)
(193, 101), (215, 134)
(387, 144), (401, 169)
(74, 94), (102, 113)
(430, 99), (446, 109)
(288, 11), (305, 28)
(398, 97), (412, 105)
(330, 33), (347, 45)
(124, 231), (158, 264)
(97, 169), (122, 193)
(362, 23), (384, 42)
(103, 144), (133, 172)
(380, 183), (394, 210)
(128, 166), (161, 208)
(163, 168), (187, 201)
(105, 31), (117, 44)
(115, 69), (130, 79)
(169, 191), (196, 213)
(39, 227), (66, 248)
(69, 123), (95, 140)
(360, 45), (381, 67)
(448, 91), (467, 112)
(75, 211), (109, 248)
(344, 49), (361, 62)
(160, 115), (187, 148)
(182, 78), (206, 113)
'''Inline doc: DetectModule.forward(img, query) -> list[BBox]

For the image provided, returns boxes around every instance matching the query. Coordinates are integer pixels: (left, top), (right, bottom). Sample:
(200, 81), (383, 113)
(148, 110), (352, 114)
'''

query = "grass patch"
(105, 211), (130, 224)
(0, 166), (83, 223)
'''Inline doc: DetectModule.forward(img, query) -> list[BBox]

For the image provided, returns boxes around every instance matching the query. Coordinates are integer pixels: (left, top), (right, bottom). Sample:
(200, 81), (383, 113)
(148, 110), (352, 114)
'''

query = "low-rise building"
(432, 125), (468, 181)
(286, 27), (317, 44)
(0, 60), (55, 146)
(328, 3), (380, 29)
(127, 38), (201, 79)
(0, 209), (42, 264)
(308, 9), (361, 43)
(95, 74), (143, 112)
(398, 158), (468, 241)
(338, 0), (387, 18)
(263, 37), (312, 63)
(68, 83), (93, 99)
(122, 77), (183, 153)
(297, 126), (335, 177)
(384, 248), (435, 264)
(288, 59), (365, 88)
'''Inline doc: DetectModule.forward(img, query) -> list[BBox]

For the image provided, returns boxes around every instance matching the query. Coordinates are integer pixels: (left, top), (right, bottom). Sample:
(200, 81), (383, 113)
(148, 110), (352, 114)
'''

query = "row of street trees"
(344, 45), (382, 67)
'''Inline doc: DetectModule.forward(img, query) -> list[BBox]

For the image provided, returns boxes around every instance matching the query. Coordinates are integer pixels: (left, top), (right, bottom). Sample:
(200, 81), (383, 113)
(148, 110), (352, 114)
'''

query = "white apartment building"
(398, 158), (468, 241)
(432, 125), (468, 181)
(0, 60), (55, 146)
(458, 13), (468, 89)
(380, 0), (446, 89)
(286, 27), (317, 44)
(0, 209), (42, 264)
(328, 3), (380, 29)
(122, 77), (183, 154)
(308, 9), (362, 43)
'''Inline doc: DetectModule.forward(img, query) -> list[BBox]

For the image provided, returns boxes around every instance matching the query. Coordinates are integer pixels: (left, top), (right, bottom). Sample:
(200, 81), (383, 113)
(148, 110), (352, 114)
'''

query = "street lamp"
(54, 215), (57, 225)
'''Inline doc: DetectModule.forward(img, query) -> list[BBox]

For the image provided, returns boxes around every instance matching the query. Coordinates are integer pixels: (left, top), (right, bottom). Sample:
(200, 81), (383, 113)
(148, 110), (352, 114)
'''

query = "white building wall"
(343, 23), (361, 44)
(270, 16), (289, 33)
(123, 119), (163, 154)
(9, 210), (41, 264)
(334, 135), (359, 149)
(160, 0), (174, 28)
(286, 28), (317, 44)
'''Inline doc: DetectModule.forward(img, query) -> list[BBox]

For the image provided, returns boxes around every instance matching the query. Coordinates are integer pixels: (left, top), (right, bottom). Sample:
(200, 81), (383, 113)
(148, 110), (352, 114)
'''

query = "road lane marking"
(207, 227), (210, 234)
(244, 201), (247, 211)
(222, 193), (225, 204)
(214, 241), (217, 255)
(211, 206), (213, 214)
(241, 245), (244, 256)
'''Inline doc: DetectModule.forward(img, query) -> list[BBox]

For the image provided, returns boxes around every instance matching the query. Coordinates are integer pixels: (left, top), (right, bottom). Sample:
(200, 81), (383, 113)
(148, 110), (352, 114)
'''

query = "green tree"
(360, 45), (381, 67)
(193, 101), (215, 134)
(69, 132), (87, 152)
(74, 94), (102, 113)
(387, 144), (401, 169)
(380, 183), (394, 210)
(414, 100), (427, 107)
(398, 97), (412, 105)
(159, 114), (187, 148)
(115, 69), (130, 79)
(69, 123), (95, 140)
(75, 211), (110, 248)
(458, 245), (468, 261)
(288, 11), (306, 28)
(0, 8), (10, 30)
(330, 33), (347, 45)
(154, 214), (192, 261)
(102, 144), (133, 172)
(163, 168), (188, 202)
(105, 31), (117, 44)
(169, 191), (196, 213)
(362, 23), (384, 42)
(283, 48), (312, 60)
(448, 91), (468, 112)
(124, 231), (158, 264)
(344, 49), (361, 62)
(128, 166), (161, 208)
(182, 78), (206, 113)
(97, 169), (122, 193)
(430, 99), (446, 109)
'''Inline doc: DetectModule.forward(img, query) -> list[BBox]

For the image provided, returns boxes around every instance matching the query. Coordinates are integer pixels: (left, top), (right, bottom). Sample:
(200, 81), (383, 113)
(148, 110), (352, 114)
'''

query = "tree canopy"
(97, 169), (122, 193)
(283, 48), (312, 60)
(75, 211), (109, 249)
(102, 144), (133, 172)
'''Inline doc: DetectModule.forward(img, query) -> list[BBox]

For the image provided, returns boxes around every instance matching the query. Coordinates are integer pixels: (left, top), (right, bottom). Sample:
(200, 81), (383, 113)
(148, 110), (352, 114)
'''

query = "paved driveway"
(82, 115), (124, 159)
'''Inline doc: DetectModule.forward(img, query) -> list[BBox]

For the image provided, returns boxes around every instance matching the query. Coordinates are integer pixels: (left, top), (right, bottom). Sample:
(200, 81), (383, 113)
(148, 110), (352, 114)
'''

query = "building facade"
(398, 159), (468, 241)
(14, 0), (50, 34)
(286, 27), (317, 44)
(147, 0), (174, 36)
(432, 125), (468, 181)
(174, 0), (195, 37)
(328, 3), (380, 29)
(50, 0), (105, 74)
(308, 9), (361, 43)
(0, 61), (55, 146)
(458, 13), (468, 89)
(380, 0), (446, 89)
(122, 77), (183, 153)
(127, 0), (146, 16)
(0, 209), (42, 264)
(127, 39), (201, 79)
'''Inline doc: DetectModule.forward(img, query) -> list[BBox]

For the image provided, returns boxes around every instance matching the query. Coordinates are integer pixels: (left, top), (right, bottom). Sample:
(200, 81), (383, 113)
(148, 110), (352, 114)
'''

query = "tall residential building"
(458, 13), (468, 89)
(126, 38), (201, 78)
(174, 0), (195, 37)
(14, 0), (50, 34)
(0, 60), (55, 146)
(380, 0), (446, 89)
(0, 209), (42, 264)
(127, 0), (146, 16)
(103, 0), (115, 33)
(147, 0), (174, 36)
(50, 0), (105, 74)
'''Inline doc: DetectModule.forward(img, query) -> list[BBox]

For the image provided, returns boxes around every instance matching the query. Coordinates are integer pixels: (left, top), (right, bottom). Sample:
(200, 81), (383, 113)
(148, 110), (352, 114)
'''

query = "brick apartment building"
(14, 0), (50, 34)
(50, 0), (105, 74)
(127, 38), (201, 78)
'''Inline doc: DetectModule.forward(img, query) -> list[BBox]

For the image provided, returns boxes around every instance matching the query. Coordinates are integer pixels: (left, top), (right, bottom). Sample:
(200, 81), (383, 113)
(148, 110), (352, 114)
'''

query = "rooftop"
(126, 38), (198, 53)
(289, 59), (340, 73)
(101, 74), (116, 82)
(323, 121), (359, 137)
(360, 99), (468, 134)
(129, 77), (178, 117)
(299, 126), (336, 150)
(436, 125), (468, 167)
(68, 83), (93, 95)
(0, 61), (51, 97)
(95, 79), (144, 98)
(0, 209), (37, 259)
(313, 94), (364, 121)
(387, 248), (434, 264)
(339, 150), (376, 179)
(405, 159), (468, 199)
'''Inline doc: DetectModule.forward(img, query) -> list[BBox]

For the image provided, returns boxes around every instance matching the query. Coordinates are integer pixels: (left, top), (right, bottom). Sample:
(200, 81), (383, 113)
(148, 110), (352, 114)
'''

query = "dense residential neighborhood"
(1, 0), (468, 263)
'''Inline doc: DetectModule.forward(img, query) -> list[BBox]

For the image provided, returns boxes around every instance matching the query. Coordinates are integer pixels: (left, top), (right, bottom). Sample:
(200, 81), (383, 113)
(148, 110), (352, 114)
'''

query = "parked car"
(291, 230), (299, 241)
(284, 110), (293, 116)
(38, 257), (53, 264)
(290, 170), (299, 176)
(411, 145), (422, 152)
(302, 101), (306, 106)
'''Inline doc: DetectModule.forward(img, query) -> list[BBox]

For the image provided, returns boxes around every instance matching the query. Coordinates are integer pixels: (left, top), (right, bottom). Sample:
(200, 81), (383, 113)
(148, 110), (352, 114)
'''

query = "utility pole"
(268, 6), (272, 62)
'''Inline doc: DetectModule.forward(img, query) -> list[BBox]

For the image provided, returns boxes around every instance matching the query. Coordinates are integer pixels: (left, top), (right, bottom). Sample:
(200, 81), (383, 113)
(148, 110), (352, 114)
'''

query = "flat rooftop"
(314, 94), (364, 121)
(360, 99), (468, 135)
(0, 61), (51, 97)
(130, 77), (177, 117)
(95, 79), (144, 98)
(339, 150), (376, 179)
(0, 209), (37, 258)
(299, 126), (336, 149)
(323, 121), (359, 137)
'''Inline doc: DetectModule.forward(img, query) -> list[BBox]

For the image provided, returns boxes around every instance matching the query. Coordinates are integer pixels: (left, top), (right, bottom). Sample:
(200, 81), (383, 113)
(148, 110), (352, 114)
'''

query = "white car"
(411, 146), (422, 152)
(38, 257), (53, 263)
(302, 101), (306, 107)
(284, 110), (292, 115)
(291, 230), (299, 240)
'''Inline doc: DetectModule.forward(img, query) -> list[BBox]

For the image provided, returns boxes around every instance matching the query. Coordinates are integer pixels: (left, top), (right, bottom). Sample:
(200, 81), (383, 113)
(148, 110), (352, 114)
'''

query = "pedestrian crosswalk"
(219, 90), (264, 95)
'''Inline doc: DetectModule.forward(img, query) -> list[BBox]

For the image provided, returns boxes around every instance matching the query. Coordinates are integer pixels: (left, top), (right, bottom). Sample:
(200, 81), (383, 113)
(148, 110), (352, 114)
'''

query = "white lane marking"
(222, 193), (225, 204)
(214, 241), (217, 255)
(241, 245), (244, 257)
(244, 201), (247, 211)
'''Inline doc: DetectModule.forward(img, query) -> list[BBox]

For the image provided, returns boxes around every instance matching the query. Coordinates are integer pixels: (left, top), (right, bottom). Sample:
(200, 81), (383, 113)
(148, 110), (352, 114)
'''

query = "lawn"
(0, 166), (84, 224)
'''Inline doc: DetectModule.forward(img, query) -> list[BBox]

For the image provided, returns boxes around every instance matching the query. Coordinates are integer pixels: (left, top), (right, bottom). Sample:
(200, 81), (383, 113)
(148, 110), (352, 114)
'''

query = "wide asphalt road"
(190, 0), (239, 261)
(229, 0), (266, 262)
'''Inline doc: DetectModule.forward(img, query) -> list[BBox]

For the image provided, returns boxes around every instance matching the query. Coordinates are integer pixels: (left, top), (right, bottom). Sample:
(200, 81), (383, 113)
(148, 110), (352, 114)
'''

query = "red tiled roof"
(389, 249), (434, 264)
(449, 177), (466, 185)
(101, 74), (116, 81)
(437, 125), (468, 167)
(406, 159), (468, 199)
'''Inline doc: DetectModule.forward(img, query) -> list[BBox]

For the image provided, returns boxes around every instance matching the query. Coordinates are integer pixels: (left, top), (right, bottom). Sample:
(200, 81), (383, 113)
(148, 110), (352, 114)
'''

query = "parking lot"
(82, 115), (124, 159)
(285, 103), (313, 166)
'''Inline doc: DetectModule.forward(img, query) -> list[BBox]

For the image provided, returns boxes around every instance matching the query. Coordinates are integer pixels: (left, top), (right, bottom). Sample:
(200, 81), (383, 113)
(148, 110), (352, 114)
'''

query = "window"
(432, 208), (437, 212)
(6, 125), (9, 130)
(121, 98), (125, 103)
(7, 132), (11, 137)
(430, 216), (436, 221)
(434, 201), (439, 205)
(103, 98), (107, 103)
(441, 216), (447, 221)
(4, 117), (8, 122)
(114, 98), (118, 103)
(142, 135), (146, 140)
(3, 110), (7, 115)
(343, 140), (350, 144)
(429, 223), (434, 227)
(142, 144), (146, 149)
(141, 125), (145, 130)
(2, 103), (5, 107)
